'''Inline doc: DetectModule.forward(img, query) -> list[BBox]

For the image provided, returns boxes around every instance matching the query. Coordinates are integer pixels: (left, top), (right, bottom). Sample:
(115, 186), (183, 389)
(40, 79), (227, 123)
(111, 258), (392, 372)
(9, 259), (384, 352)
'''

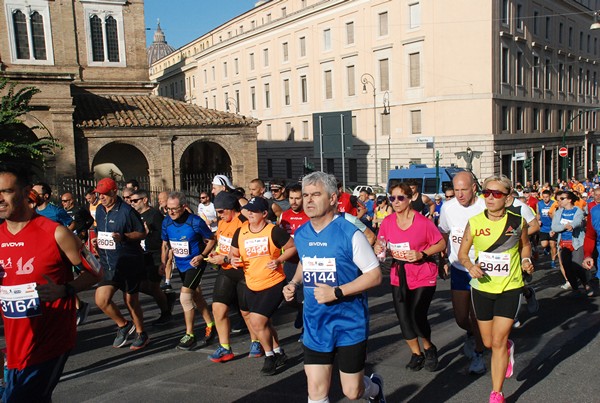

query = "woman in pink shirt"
(374, 183), (446, 372)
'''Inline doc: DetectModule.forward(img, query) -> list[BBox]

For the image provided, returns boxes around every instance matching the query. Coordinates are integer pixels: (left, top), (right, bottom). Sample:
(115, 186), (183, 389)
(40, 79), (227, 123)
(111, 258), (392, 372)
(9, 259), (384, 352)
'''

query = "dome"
(147, 21), (176, 66)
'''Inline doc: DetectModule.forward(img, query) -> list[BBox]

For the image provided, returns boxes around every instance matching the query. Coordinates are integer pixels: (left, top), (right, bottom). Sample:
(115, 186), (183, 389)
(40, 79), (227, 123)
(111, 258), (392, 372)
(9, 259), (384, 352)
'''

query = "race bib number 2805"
(0, 283), (42, 319)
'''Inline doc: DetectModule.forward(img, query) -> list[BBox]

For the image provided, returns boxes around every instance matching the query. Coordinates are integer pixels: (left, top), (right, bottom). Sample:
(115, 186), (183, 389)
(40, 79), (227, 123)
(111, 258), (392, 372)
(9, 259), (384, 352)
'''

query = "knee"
(248, 316), (266, 332)
(212, 303), (228, 319)
(95, 292), (110, 310)
(180, 292), (196, 312)
(491, 335), (507, 351)
(342, 383), (363, 401)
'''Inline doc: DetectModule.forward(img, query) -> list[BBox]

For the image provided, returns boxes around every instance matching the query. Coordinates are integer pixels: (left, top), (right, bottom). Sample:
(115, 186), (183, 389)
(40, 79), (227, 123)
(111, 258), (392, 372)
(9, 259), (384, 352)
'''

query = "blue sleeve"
(57, 208), (73, 227)
(193, 216), (213, 239)
(592, 204), (600, 232)
(161, 217), (169, 241)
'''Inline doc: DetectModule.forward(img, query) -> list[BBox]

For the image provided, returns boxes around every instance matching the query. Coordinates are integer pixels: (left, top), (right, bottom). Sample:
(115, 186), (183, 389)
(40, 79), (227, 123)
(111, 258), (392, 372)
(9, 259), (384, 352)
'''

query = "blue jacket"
(551, 206), (585, 250)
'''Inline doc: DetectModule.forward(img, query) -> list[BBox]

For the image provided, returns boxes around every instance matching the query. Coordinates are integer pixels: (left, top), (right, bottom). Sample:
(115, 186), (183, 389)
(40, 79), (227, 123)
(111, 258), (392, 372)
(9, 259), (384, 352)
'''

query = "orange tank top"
(237, 222), (285, 291)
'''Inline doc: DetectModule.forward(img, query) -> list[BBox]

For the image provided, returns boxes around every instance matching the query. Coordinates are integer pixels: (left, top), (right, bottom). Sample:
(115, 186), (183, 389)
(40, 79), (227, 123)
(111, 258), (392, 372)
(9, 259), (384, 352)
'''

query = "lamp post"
(361, 73), (378, 185)
(226, 97), (238, 113)
(561, 107), (600, 180)
(455, 147), (482, 172)
(381, 91), (391, 173)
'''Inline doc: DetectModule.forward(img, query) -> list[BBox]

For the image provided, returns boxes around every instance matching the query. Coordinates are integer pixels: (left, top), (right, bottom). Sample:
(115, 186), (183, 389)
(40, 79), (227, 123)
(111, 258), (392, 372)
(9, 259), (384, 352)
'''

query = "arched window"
(12, 10), (29, 59)
(30, 11), (46, 60)
(105, 16), (119, 62)
(90, 14), (104, 62)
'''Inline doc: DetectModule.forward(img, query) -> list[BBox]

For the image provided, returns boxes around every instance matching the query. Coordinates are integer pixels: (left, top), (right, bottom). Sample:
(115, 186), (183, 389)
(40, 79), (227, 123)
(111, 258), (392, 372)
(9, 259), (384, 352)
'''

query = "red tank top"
(0, 215), (76, 370)
(279, 209), (310, 236)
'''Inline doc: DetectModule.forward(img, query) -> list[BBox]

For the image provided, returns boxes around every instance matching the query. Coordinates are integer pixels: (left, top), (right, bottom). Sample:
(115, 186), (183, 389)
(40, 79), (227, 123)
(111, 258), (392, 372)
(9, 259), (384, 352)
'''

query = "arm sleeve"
(58, 208), (74, 227)
(352, 231), (379, 273)
(193, 216), (214, 239)
(231, 227), (241, 248)
(271, 225), (291, 249)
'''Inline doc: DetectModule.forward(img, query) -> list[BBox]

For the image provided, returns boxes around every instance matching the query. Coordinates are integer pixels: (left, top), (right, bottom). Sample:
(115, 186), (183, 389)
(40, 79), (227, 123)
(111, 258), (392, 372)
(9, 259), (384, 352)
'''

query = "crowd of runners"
(1, 161), (599, 403)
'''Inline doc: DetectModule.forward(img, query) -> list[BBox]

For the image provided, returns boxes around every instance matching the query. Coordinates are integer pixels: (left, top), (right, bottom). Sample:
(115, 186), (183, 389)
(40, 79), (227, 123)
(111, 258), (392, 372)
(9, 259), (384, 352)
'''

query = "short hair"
(406, 179), (419, 187)
(303, 171), (337, 196)
(563, 191), (579, 204)
(287, 183), (302, 193)
(33, 182), (52, 196)
(541, 189), (551, 196)
(126, 179), (139, 188)
(85, 187), (96, 196)
(389, 182), (413, 198)
(483, 175), (512, 193)
(168, 191), (187, 206)
(132, 189), (149, 199)
(0, 162), (32, 189)
(250, 178), (265, 188)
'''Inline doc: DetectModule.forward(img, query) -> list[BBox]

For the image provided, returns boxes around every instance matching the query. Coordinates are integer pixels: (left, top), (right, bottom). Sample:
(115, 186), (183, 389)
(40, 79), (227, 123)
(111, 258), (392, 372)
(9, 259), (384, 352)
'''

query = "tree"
(0, 77), (61, 174)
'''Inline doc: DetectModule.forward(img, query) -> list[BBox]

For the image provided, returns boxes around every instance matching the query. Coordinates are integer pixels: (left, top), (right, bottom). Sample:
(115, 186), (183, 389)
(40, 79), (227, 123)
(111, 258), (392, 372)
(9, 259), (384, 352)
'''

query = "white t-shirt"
(511, 198), (536, 224)
(438, 197), (486, 272)
(198, 202), (217, 232)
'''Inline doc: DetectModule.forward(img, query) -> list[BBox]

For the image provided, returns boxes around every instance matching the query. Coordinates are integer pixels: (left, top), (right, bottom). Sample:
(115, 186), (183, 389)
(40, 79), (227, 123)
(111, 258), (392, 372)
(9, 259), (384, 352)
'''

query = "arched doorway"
(92, 142), (149, 185)
(180, 140), (231, 192)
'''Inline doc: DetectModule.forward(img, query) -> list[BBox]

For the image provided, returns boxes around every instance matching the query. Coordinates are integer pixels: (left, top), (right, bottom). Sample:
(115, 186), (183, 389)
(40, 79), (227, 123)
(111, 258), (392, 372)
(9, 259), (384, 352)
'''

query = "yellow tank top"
(468, 210), (524, 294)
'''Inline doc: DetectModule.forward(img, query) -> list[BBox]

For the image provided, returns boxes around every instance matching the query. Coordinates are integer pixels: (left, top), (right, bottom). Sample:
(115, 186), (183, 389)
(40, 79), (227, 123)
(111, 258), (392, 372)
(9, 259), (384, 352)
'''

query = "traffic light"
(523, 159), (531, 170)
(304, 161), (315, 174)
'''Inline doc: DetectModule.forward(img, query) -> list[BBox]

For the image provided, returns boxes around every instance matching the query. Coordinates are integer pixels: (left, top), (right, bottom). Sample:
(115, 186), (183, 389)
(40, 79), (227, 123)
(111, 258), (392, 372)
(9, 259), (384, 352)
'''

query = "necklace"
(487, 211), (506, 218)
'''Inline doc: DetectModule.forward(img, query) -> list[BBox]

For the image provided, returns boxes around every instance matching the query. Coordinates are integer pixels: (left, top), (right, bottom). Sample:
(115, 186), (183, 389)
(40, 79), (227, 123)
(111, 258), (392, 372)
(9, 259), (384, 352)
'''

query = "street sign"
(559, 147), (568, 157)
(512, 152), (526, 161)
(416, 136), (434, 144)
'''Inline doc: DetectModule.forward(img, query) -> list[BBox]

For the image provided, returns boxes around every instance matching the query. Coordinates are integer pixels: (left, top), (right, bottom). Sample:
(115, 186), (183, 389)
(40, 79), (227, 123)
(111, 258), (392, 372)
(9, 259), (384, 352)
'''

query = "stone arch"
(179, 139), (232, 191)
(92, 142), (149, 183)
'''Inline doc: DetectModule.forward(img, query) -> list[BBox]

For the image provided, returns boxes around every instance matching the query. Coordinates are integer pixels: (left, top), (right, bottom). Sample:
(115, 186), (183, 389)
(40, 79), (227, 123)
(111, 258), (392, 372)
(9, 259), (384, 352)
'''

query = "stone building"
(0, 0), (259, 191)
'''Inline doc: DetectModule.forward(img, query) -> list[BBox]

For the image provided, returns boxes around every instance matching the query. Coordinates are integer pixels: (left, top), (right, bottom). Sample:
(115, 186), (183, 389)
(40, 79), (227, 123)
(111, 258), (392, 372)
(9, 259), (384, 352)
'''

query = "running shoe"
(506, 340), (514, 378)
(463, 334), (476, 359)
(526, 286), (539, 313)
(166, 292), (177, 314)
(177, 333), (197, 350)
(489, 391), (505, 403)
(152, 312), (172, 327)
(113, 321), (136, 348)
(405, 353), (425, 371)
(275, 350), (287, 368)
(369, 373), (386, 403)
(297, 328), (304, 343)
(423, 344), (438, 372)
(560, 281), (572, 290)
(248, 341), (264, 358)
(294, 311), (303, 329)
(209, 345), (234, 363)
(130, 332), (150, 351)
(260, 355), (277, 376)
(161, 283), (173, 292)
(76, 301), (90, 326)
(550, 260), (556, 269)
(512, 318), (521, 329)
(204, 325), (216, 344)
(469, 352), (486, 374)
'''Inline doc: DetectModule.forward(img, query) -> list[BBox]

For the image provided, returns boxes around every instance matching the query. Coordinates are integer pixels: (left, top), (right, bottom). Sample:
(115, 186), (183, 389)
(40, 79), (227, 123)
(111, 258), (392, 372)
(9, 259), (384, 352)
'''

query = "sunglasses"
(389, 195), (407, 202)
(216, 209), (225, 214)
(558, 197), (568, 201)
(166, 206), (182, 212)
(445, 195), (454, 199)
(61, 199), (72, 202)
(482, 189), (508, 199)
(130, 198), (143, 203)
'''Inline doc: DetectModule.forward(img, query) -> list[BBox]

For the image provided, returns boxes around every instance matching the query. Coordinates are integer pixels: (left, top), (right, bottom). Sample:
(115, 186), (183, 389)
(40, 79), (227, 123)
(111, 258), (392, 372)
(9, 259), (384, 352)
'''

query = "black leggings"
(560, 246), (590, 290)
(392, 284), (436, 341)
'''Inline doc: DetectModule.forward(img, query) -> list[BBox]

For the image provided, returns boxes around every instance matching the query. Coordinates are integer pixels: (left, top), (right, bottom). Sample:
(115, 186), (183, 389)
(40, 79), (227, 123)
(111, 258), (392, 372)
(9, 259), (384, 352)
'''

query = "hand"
(550, 231), (555, 237)
(443, 263), (450, 276)
(373, 243), (384, 255)
(207, 254), (226, 265)
(564, 224), (573, 231)
(230, 256), (244, 268)
(282, 283), (297, 302)
(190, 255), (203, 267)
(467, 263), (484, 279)
(583, 257), (595, 270)
(112, 232), (122, 242)
(266, 259), (280, 270)
(36, 275), (67, 302)
(403, 250), (422, 263)
(158, 263), (166, 276)
(313, 283), (336, 304)
(522, 260), (534, 274)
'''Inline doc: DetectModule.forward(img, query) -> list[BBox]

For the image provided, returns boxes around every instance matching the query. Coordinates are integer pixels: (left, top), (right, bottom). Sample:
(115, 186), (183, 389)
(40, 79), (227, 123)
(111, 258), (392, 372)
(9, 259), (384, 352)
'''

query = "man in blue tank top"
(283, 171), (386, 403)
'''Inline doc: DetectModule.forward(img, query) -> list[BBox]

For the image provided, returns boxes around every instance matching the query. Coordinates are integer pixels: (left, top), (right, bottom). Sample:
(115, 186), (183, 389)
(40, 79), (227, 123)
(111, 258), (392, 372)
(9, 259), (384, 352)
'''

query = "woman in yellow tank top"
(457, 175), (534, 403)
(373, 196), (392, 231)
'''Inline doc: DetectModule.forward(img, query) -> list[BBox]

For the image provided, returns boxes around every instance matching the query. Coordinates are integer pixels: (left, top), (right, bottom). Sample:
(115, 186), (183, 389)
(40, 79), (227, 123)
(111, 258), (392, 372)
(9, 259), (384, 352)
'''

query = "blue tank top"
(161, 212), (213, 272)
(294, 217), (369, 352)
(559, 208), (577, 241)
(537, 200), (554, 233)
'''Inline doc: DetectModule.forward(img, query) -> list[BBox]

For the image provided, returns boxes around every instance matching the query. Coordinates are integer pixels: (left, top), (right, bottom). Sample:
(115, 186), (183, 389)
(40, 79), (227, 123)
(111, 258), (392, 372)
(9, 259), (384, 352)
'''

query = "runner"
(458, 174), (534, 403)
(438, 171), (487, 374)
(537, 190), (557, 268)
(161, 191), (216, 350)
(229, 197), (297, 375)
(32, 182), (73, 230)
(0, 163), (102, 402)
(93, 178), (149, 350)
(197, 191), (218, 233)
(282, 171), (385, 402)
(206, 192), (263, 362)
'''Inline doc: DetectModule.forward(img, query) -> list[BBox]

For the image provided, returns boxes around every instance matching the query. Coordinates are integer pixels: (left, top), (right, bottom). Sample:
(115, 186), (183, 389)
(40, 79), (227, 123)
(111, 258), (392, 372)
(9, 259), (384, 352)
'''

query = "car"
(352, 185), (387, 198)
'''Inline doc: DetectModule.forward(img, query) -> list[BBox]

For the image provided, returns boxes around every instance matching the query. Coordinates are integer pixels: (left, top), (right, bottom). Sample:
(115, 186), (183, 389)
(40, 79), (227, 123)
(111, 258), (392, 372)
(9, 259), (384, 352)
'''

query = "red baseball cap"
(93, 178), (118, 195)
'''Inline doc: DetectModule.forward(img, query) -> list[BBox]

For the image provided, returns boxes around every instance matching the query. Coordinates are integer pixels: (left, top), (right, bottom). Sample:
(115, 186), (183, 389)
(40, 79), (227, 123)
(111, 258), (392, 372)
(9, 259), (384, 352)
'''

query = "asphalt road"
(52, 256), (600, 403)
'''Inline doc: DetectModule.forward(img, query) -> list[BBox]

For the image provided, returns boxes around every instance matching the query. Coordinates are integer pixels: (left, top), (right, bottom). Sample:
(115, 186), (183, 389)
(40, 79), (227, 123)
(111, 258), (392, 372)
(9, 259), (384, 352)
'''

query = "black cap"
(243, 197), (269, 212)
(214, 192), (238, 210)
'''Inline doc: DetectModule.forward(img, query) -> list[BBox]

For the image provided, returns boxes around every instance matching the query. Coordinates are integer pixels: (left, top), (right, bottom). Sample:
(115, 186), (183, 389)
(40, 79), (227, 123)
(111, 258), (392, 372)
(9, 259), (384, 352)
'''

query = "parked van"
(387, 164), (477, 198)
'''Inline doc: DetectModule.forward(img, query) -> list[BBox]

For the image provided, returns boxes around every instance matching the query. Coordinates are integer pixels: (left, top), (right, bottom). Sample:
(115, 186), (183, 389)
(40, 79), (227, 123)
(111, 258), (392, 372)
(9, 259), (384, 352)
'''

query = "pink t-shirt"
(378, 212), (442, 290)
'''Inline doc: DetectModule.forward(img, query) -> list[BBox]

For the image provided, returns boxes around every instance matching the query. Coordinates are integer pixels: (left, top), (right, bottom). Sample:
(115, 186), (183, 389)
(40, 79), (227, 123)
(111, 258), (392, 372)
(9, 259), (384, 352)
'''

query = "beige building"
(0, 0), (259, 193)
(151, 0), (600, 187)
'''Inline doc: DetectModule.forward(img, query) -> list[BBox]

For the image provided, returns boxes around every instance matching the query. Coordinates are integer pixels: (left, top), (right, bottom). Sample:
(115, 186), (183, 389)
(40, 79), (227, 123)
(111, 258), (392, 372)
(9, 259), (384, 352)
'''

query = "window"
(516, 107), (523, 131)
(409, 52), (421, 87)
(7, 4), (53, 64)
(409, 3), (421, 29)
(588, 35), (591, 53)
(346, 22), (355, 45)
(234, 58), (239, 75)
(502, 106), (510, 132)
(501, 47), (510, 84)
(263, 48), (269, 67)
(559, 23), (563, 43)
(545, 59), (551, 90)
(83, 3), (126, 66)
(266, 13), (271, 23)
(301, 75), (308, 103)
(594, 71), (598, 97)
(516, 4), (523, 31)
(224, 91), (229, 110)
(235, 89), (240, 110)
(516, 51), (523, 86)
(323, 29), (331, 51)
(347, 65), (356, 96)
(544, 109), (551, 131)
(267, 159), (273, 177)
(379, 59), (390, 91)
(579, 67), (584, 94)
(302, 120), (309, 140)
(558, 63), (564, 92)
(282, 42), (289, 62)
(264, 83), (271, 108)
(281, 7), (287, 17)
(266, 124), (272, 140)
(545, 17), (551, 40)
(250, 86), (256, 110)
(286, 123), (294, 141)
(352, 116), (357, 136)
(326, 159), (335, 175)
(212, 66), (215, 80)
(324, 70), (333, 99)
(533, 108), (540, 131)
(569, 27), (573, 47)
(533, 11), (539, 35)
(349, 159), (358, 182)
(580, 31), (584, 51)
(558, 110), (564, 130)
(223, 61), (228, 78)
(283, 79), (290, 105)
(378, 12), (389, 36)
(411, 110), (422, 134)
(501, 0), (509, 25)
(250, 52), (255, 70)
(299, 36), (306, 57)
(568, 65), (573, 93)
(204, 69), (207, 84)
(286, 159), (293, 179)
(532, 55), (540, 89)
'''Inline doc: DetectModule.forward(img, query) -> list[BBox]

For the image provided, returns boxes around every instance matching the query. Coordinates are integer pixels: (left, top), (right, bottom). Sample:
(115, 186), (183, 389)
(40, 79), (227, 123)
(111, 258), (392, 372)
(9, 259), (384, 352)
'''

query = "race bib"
(541, 208), (550, 217)
(389, 242), (410, 260)
(218, 235), (232, 255)
(97, 231), (116, 250)
(559, 218), (572, 225)
(478, 251), (510, 277)
(450, 227), (465, 252)
(244, 237), (269, 258)
(0, 283), (41, 319)
(170, 240), (190, 258)
(302, 257), (337, 287)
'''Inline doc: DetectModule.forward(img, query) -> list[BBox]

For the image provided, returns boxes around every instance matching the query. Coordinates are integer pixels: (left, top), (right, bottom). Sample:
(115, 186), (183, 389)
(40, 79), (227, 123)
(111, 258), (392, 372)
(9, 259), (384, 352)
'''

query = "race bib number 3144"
(302, 257), (337, 287)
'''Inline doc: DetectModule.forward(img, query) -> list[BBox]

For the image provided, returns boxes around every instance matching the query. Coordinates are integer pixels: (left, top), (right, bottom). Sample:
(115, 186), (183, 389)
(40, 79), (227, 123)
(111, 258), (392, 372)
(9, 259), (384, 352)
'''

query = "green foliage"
(0, 77), (62, 172)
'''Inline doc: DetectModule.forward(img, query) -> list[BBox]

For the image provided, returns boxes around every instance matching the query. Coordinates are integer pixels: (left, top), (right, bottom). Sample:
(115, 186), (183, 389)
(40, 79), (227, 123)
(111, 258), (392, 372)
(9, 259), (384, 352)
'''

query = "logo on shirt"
(308, 242), (328, 247)
(1, 242), (24, 247)
(505, 226), (518, 236)
(475, 228), (491, 236)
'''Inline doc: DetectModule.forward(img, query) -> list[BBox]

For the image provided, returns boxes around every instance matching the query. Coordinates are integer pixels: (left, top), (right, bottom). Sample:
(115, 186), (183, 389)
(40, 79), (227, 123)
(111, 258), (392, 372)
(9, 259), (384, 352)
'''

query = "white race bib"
(0, 282), (42, 319)
(244, 237), (269, 258)
(218, 235), (232, 255)
(97, 231), (116, 250)
(170, 240), (190, 258)
(389, 242), (410, 260)
(559, 218), (572, 225)
(479, 251), (510, 277)
(450, 227), (465, 252)
(302, 257), (337, 287)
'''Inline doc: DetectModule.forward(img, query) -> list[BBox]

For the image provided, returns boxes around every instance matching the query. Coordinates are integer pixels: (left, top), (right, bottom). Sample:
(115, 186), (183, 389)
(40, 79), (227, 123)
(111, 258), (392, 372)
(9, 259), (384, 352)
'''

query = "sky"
(145, 0), (259, 49)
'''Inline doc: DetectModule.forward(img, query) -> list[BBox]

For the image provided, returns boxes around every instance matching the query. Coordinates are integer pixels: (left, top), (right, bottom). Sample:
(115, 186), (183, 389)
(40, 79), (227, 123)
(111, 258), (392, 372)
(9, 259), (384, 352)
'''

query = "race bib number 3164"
(0, 283), (42, 319)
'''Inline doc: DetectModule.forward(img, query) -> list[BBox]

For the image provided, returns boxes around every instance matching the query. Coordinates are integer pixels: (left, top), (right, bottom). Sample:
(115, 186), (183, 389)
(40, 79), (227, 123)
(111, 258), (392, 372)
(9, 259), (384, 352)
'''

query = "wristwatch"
(421, 251), (429, 260)
(334, 286), (344, 300)
(223, 256), (230, 264)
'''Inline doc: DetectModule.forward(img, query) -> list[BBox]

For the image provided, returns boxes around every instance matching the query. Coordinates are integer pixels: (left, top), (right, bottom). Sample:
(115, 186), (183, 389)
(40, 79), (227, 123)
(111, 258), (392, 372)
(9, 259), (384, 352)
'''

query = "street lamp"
(591, 11), (600, 30)
(226, 97), (238, 113)
(561, 107), (600, 179)
(381, 91), (391, 165)
(361, 73), (378, 185)
(455, 147), (482, 171)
